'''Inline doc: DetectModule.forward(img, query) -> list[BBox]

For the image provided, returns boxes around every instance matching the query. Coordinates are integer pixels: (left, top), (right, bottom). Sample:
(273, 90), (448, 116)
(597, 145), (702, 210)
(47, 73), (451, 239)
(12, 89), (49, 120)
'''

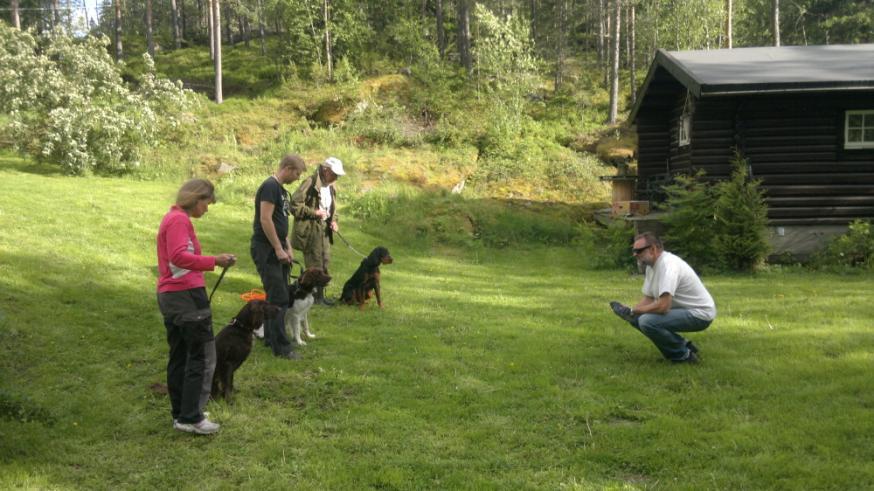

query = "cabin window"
(678, 114), (691, 147)
(845, 110), (874, 149)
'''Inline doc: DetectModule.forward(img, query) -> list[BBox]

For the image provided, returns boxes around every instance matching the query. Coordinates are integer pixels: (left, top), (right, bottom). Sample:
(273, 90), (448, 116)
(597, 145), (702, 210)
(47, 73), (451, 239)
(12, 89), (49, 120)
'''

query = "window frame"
(844, 110), (874, 149)
(678, 113), (691, 147)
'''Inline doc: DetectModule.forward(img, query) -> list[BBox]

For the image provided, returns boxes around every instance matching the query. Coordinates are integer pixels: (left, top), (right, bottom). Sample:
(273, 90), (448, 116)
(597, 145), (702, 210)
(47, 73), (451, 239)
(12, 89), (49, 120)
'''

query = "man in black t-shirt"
(251, 154), (307, 359)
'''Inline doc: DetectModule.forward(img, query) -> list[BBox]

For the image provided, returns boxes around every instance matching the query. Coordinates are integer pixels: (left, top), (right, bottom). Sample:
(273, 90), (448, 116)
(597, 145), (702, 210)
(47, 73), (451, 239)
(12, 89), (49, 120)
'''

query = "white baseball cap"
(322, 157), (345, 176)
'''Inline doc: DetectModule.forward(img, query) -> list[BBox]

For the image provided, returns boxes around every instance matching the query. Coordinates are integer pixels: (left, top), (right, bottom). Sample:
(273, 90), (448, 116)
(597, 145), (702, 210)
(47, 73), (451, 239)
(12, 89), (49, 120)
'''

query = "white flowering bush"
(0, 25), (197, 174)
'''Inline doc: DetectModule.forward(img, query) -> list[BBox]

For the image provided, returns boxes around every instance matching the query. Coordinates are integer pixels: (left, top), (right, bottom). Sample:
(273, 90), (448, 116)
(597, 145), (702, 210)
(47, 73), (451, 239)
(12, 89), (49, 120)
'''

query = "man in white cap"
(290, 157), (345, 305)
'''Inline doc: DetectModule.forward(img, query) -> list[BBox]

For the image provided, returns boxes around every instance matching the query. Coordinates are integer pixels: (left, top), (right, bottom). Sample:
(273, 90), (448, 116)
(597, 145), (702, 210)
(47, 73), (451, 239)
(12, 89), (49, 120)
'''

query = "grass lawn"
(1, 155), (874, 489)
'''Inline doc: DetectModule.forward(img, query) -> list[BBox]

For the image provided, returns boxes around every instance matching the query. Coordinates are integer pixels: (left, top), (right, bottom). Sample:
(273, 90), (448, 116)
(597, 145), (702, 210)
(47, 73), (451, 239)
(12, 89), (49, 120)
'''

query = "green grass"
(2, 155), (874, 489)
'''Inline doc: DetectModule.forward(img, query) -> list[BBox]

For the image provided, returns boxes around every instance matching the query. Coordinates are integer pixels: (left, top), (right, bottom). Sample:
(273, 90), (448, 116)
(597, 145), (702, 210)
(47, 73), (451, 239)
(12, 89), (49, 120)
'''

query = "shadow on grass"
(0, 152), (64, 177)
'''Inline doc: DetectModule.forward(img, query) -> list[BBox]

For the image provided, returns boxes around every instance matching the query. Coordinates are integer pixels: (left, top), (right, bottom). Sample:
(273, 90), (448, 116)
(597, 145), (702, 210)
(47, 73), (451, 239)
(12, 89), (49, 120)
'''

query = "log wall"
(635, 67), (874, 225)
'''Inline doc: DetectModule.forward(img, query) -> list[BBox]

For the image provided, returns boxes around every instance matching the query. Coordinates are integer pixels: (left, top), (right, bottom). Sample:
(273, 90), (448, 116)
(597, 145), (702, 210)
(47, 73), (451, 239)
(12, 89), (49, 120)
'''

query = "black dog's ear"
(366, 247), (386, 267)
(235, 301), (255, 325)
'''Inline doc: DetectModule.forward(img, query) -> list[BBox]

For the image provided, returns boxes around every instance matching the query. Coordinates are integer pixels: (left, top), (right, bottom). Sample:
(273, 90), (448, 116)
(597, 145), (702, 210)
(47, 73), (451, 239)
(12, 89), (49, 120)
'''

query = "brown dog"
(211, 300), (280, 401)
(340, 247), (393, 310)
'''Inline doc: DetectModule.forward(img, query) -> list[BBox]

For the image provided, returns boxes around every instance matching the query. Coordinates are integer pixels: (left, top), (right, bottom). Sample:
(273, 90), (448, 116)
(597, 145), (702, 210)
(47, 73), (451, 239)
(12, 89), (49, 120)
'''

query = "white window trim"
(678, 114), (691, 147)
(844, 110), (874, 149)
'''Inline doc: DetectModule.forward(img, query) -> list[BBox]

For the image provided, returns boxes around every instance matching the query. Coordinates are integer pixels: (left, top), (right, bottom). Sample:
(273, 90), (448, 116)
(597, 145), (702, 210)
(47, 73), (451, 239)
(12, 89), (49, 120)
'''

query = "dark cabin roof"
(630, 44), (874, 122)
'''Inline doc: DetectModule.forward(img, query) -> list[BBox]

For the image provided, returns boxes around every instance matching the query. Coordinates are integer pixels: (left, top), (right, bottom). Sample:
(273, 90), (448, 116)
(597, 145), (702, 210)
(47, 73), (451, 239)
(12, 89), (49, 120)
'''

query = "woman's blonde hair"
(176, 179), (216, 211)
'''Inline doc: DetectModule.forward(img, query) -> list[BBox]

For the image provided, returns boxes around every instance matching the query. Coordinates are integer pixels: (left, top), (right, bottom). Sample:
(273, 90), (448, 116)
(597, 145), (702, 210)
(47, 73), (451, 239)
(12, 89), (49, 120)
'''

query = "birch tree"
(772, 0), (780, 46)
(114, 0), (122, 61)
(171, 0), (182, 48)
(608, 0), (621, 124)
(212, 0), (222, 103)
(725, 0), (732, 48)
(146, 0), (154, 58)
(11, 0), (20, 29)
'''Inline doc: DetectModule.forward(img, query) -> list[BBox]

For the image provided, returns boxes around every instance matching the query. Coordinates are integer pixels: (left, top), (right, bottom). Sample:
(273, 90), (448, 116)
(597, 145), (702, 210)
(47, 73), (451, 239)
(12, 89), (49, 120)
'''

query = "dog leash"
(335, 230), (367, 259)
(209, 265), (230, 302)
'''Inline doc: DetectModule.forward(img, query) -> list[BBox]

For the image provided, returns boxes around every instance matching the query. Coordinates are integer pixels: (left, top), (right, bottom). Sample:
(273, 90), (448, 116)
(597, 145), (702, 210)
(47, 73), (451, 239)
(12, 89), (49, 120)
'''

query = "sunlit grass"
(1, 158), (874, 488)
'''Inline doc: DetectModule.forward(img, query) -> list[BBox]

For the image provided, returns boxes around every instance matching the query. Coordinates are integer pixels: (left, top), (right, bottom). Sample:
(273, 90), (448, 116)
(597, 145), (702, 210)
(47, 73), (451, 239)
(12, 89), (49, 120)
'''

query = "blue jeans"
(630, 309), (711, 361)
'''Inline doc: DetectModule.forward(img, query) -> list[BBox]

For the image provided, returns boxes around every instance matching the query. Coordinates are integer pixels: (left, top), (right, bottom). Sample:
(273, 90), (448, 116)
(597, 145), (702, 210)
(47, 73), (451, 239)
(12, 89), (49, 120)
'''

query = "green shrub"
(575, 221), (636, 270)
(662, 153), (769, 272)
(814, 220), (874, 268)
(662, 171), (719, 271)
(713, 153), (770, 271)
(0, 27), (196, 174)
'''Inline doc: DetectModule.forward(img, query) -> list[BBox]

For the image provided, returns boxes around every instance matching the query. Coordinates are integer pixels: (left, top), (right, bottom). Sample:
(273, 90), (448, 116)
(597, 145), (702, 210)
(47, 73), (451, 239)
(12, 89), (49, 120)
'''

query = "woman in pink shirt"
(156, 179), (236, 435)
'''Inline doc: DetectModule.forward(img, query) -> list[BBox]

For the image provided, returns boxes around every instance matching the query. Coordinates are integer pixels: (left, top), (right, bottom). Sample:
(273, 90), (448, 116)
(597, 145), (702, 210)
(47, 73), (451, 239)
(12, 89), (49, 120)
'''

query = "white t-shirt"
(319, 185), (332, 221)
(642, 251), (716, 321)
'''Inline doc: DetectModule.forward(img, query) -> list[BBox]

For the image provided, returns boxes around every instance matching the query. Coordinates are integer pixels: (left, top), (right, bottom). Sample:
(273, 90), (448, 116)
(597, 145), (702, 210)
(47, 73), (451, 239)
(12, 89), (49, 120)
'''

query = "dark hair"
(176, 179), (215, 211)
(634, 231), (663, 249)
(279, 154), (306, 172)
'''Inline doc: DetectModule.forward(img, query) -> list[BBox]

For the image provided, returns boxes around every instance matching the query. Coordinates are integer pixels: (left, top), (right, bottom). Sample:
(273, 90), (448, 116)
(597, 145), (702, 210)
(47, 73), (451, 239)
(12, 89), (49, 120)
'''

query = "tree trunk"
(212, 0), (223, 103)
(224, 5), (233, 45)
(530, 0), (536, 42)
(436, 0), (446, 58)
(554, 0), (565, 92)
(772, 0), (780, 46)
(725, 0), (732, 48)
(171, 0), (181, 48)
(180, 0), (187, 42)
(456, 0), (472, 74)
(52, 0), (60, 29)
(197, 0), (204, 36)
(146, 0), (154, 58)
(608, 0), (621, 124)
(11, 0), (20, 29)
(114, 0), (123, 61)
(240, 16), (249, 47)
(630, 1), (636, 106)
(257, 0), (266, 55)
(208, 0), (214, 59)
(597, 0), (605, 66)
(324, 0), (333, 81)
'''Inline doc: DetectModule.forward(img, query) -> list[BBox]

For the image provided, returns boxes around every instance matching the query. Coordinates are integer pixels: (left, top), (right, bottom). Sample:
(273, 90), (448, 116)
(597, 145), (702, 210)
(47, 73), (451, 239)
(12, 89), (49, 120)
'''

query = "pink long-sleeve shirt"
(156, 205), (217, 293)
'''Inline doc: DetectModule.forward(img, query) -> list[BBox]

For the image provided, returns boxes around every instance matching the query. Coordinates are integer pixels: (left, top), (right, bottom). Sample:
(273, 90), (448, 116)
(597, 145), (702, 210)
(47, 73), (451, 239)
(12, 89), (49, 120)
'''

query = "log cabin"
(629, 44), (874, 257)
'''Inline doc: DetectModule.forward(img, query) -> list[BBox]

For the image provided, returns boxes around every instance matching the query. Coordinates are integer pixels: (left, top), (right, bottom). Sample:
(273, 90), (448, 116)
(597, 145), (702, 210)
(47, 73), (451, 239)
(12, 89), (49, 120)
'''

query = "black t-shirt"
(252, 176), (290, 243)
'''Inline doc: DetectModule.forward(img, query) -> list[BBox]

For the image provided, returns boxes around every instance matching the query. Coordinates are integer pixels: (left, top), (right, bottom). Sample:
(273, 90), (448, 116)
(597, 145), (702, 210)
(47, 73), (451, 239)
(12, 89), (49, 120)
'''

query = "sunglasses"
(632, 244), (652, 255)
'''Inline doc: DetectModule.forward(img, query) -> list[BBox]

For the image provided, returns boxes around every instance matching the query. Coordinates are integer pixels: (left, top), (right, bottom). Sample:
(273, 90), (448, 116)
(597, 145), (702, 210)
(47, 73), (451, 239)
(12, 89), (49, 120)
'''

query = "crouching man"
(610, 232), (716, 363)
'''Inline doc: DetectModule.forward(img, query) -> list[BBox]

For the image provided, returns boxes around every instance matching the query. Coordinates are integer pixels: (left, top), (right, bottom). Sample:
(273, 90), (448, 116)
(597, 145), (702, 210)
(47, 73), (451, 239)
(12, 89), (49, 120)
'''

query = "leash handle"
(208, 265), (229, 302)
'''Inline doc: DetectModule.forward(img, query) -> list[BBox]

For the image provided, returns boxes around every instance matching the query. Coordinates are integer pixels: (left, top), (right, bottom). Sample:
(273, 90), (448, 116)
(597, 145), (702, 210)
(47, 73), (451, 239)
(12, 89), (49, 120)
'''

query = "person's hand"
(330, 220), (339, 232)
(315, 209), (328, 220)
(275, 247), (292, 265)
(216, 254), (237, 268)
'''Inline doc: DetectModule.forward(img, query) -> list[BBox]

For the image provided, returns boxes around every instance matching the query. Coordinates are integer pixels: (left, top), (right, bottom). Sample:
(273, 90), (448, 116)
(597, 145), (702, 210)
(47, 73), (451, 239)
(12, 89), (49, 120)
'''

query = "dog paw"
(296, 339), (307, 346)
(305, 332), (316, 339)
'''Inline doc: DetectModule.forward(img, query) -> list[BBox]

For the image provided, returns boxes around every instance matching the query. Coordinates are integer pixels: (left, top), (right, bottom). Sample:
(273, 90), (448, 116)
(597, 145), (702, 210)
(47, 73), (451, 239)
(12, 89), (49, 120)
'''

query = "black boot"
(315, 286), (335, 307)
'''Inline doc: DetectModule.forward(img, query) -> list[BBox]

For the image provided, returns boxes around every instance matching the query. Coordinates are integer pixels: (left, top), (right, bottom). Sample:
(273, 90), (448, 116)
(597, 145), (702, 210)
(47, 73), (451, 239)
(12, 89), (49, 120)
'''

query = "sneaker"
(686, 340), (699, 354)
(174, 418), (220, 435)
(672, 351), (699, 364)
(609, 301), (636, 323)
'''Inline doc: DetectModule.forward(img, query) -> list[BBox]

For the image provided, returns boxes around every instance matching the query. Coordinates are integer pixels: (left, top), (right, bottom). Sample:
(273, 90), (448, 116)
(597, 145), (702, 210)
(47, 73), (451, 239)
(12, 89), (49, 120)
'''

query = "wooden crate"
(612, 200), (651, 217)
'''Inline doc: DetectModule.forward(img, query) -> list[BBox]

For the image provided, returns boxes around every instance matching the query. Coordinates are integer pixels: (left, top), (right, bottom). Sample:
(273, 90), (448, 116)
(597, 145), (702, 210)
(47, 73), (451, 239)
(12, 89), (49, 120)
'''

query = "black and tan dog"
(340, 246), (393, 310)
(212, 300), (280, 401)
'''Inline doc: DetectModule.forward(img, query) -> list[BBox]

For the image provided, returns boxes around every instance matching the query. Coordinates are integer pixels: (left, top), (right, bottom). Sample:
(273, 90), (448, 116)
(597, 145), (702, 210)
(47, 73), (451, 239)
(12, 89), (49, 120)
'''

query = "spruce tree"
(713, 152), (770, 271)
